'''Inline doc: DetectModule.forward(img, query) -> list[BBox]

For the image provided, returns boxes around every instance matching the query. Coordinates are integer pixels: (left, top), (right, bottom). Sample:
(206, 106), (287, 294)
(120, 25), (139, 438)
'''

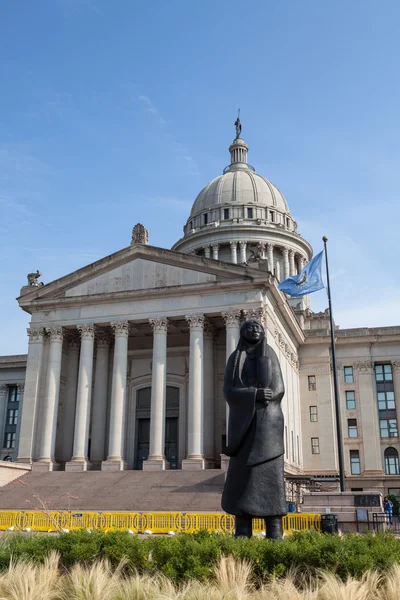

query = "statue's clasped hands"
(256, 387), (273, 406)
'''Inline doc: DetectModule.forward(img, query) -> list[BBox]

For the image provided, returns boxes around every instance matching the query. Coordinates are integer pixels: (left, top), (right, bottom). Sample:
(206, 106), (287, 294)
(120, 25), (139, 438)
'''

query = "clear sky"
(1, 0), (399, 355)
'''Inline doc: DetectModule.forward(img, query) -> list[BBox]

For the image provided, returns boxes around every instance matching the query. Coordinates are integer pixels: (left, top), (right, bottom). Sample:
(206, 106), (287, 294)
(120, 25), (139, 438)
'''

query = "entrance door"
(135, 386), (180, 469)
(135, 418), (150, 470)
(165, 416), (178, 469)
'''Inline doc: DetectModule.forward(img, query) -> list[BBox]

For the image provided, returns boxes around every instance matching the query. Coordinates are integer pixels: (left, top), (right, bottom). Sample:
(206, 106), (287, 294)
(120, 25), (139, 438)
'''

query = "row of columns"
(17, 310), (245, 471)
(202, 240), (306, 275)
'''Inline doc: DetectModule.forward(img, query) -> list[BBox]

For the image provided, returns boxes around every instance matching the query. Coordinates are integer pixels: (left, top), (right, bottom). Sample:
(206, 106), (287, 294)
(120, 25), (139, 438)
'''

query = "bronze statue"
(221, 319), (287, 539)
(234, 109), (242, 139)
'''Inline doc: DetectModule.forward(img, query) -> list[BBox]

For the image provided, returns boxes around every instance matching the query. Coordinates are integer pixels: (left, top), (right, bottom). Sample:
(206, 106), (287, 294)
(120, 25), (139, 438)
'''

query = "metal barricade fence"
(0, 511), (320, 534)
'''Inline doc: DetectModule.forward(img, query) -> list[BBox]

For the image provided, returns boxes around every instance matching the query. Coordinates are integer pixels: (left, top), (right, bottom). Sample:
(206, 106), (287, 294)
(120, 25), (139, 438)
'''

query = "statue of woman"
(221, 319), (287, 539)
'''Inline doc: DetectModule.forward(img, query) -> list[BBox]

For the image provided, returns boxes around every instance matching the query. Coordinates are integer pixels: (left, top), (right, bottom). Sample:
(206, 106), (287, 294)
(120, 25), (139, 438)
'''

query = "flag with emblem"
(278, 251), (324, 297)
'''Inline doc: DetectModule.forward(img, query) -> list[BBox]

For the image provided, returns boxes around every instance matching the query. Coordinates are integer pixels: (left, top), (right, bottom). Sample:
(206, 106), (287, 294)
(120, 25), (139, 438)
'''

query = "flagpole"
(322, 236), (345, 492)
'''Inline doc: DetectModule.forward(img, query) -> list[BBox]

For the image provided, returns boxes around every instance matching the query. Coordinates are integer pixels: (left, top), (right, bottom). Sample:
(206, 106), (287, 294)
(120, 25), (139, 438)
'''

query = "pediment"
(18, 244), (257, 306)
(65, 257), (217, 297)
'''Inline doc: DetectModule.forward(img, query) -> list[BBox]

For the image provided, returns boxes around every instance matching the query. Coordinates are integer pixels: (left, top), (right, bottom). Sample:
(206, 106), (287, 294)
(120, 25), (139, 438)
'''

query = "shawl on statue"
(223, 335), (285, 465)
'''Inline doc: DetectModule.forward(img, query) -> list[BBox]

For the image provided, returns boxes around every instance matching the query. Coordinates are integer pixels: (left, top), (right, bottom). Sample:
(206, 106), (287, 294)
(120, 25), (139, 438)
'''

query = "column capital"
(211, 243), (219, 250)
(110, 320), (130, 338)
(282, 247), (289, 257)
(266, 242), (274, 250)
(95, 328), (113, 348)
(45, 326), (64, 343)
(78, 324), (95, 341)
(221, 310), (241, 327)
(239, 240), (247, 249)
(392, 361), (400, 372)
(17, 383), (25, 393)
(289, 249), (295, 258)
(0, 384), (8, 396)
(203, 319), (217, 339)
(185, 314), (205, 332)
(230, 240), (238, 248)
(242, 307), (267, 326)
(354, 361), (373, 373)
(149, 317), (168, 334)
(27, 327), (45, 343)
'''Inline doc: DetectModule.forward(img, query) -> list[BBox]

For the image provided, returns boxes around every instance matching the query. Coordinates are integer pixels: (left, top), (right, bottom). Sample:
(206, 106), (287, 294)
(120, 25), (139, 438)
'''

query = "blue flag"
(278, 251), (324, 297)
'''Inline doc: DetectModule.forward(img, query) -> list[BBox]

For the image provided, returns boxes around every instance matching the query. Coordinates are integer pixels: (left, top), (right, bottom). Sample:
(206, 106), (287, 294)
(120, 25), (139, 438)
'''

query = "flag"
(278, 251), (324, 297)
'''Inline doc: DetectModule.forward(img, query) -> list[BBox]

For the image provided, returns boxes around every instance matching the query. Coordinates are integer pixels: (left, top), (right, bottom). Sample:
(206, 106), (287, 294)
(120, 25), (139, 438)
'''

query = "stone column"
(289, 249), (296, 275)
(66, 324), (95, 472)
(221, 310), (241, 463)
(34, 326), (64, 470)
(212, 244), (219, 260)
(230, 241), (238, 264)
(61, 334), (80, 463)
(276, 261), (281, 281)
(203, 320), (216, 467)
(102, 320), (129, 471)
(282, 248), (290, 280)
(182, 314), (205, 470)
(143, 318), (169, 471)
(90, 330), (112, 465)
(267, 243), (274, 273)
(239, 241), (247, 263)
(17, 328), (45, 464)
(204, 246), (211, 258)
(298, 256), (305, 273)
(356, 361), (383, 474)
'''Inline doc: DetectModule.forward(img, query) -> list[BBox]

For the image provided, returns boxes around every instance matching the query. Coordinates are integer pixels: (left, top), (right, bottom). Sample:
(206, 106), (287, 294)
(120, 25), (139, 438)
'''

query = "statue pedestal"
(220, 454), (230, 471)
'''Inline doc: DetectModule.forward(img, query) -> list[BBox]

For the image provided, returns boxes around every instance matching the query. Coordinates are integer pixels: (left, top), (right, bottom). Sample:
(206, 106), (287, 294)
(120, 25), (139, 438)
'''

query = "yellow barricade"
(0, 511), (320, 534)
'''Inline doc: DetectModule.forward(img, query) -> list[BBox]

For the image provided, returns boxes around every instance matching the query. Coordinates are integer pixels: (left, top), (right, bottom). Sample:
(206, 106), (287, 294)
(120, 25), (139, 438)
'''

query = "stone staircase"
(0, 470), (225, 512)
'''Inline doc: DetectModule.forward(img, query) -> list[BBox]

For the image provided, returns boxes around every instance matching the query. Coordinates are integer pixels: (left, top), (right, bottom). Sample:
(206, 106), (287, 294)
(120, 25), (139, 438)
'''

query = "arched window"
(384, 447), (399, 475)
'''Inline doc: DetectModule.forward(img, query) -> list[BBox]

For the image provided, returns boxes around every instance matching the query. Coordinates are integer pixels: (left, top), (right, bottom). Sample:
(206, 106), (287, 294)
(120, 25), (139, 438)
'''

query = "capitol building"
(1, 124), (400, 500)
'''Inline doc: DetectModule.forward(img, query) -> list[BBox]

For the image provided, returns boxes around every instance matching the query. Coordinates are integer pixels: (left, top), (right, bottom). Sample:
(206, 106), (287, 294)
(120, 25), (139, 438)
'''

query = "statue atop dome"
(234, 109), (242, 139)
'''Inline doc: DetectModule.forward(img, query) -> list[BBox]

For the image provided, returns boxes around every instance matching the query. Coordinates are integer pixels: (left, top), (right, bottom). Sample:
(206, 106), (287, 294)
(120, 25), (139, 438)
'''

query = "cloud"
(138, 95), (167, 126)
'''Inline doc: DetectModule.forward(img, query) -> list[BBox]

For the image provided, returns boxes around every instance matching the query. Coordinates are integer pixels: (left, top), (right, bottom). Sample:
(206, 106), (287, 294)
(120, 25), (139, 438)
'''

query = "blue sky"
(1, 0), (399, 354)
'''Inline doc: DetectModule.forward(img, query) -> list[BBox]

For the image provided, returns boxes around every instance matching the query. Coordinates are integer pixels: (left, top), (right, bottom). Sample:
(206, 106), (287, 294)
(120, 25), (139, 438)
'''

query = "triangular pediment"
(18, 243), (260, 307)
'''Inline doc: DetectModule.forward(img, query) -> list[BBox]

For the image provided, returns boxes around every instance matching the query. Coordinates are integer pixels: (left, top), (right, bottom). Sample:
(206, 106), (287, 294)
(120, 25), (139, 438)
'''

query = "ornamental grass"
(0, 553), (398, 599)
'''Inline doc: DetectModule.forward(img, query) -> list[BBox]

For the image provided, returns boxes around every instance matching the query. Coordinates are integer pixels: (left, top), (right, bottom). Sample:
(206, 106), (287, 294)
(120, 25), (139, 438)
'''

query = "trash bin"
(286, 502), (296, 513)
(320, 514), (338, 534)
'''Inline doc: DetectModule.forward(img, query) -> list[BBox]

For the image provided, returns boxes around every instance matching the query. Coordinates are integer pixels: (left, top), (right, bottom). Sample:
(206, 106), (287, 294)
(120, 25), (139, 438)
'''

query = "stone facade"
(0, 127), (398, 500)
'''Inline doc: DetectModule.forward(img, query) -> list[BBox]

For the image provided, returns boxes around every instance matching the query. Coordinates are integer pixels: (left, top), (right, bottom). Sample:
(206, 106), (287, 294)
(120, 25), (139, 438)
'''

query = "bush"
(2, 530), (400, 583)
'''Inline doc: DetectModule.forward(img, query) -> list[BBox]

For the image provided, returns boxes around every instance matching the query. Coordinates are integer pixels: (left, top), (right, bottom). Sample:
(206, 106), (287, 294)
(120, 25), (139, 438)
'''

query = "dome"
(172, 117), (312, 275)
(190, 169), (289, 217)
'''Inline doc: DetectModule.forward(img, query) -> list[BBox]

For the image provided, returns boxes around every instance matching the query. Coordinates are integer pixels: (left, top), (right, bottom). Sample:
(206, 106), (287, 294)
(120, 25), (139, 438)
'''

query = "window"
(350, 450), (361, 474)
(203, 213), (208, 225)
(309, 406), (318, 422)
(311, 438), (320, 454)
(308, 375), (316, 391)
(348, 418), (358, 438)
(223, 208), (229, 220)
(269, 210), (275, 222)
(385, 448), (400, 475)
(3, 432), (16, 449)
(346, 391), (356, 410)
(7, 386), (20, 403)
(247, 207), (253, 219)
(375, 364), (393, 382)
(344, 367), (354, 383)
(6, 409), (18, 426)
(189, 220), (193, 230)
(377, 391), (395, 410)
(286, 217), (290, 228)
(380, 419), (398, 438)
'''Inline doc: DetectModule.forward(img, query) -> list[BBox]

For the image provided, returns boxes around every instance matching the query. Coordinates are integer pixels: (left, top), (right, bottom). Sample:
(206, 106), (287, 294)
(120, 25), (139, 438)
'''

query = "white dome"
(190, 169), (289, 217)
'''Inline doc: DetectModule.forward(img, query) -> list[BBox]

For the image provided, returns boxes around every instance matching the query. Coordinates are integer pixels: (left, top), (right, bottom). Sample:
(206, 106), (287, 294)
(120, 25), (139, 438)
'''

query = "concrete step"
(0, 470), (225, 512)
